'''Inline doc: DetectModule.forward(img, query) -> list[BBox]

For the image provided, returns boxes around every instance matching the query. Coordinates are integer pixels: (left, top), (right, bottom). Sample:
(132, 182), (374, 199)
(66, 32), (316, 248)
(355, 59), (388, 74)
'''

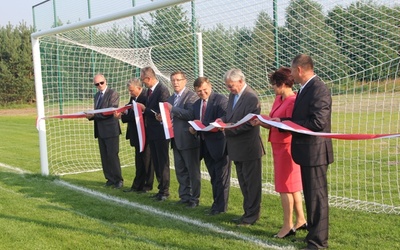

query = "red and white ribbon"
(191, 113), (400, 140)
(36, 105), (132, 130)
(132, 102), (146, 152)
(159, 102), (174, 139)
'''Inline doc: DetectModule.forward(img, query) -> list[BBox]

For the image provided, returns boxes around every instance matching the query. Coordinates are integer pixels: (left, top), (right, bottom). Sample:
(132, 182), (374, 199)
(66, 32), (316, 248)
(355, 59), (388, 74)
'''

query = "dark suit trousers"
(149, 139), (170, 196)
(131, 143), (154, 191)
(301, 165), (329, 249)
(202, 142), (231, 212)
(172, 140), (201, 203)
(234, 158), (262, 224)
(98, 136), (122, 184)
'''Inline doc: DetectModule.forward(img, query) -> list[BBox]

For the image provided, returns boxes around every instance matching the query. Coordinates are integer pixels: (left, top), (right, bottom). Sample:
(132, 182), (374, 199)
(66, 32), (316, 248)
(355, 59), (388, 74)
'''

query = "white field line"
(0, 162), (292, 250)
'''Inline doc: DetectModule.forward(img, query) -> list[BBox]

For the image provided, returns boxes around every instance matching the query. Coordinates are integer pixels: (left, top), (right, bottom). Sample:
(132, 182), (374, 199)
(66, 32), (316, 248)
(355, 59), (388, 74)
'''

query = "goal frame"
(31, 0), (191, 175)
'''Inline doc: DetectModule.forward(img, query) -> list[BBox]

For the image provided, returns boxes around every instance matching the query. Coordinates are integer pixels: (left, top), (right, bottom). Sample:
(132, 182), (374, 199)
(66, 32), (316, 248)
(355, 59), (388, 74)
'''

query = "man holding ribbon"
(86, 74), (123, 189)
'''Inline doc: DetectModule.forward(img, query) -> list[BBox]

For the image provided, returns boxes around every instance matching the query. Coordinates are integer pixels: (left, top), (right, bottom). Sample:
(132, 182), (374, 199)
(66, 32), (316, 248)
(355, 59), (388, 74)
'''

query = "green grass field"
(0, 109), (399, 249)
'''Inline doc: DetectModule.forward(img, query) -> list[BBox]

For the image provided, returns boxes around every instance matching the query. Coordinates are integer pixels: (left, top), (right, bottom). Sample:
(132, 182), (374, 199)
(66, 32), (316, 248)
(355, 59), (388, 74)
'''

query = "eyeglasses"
(94, 81), (105, 86)
(171, 79), (185, 82)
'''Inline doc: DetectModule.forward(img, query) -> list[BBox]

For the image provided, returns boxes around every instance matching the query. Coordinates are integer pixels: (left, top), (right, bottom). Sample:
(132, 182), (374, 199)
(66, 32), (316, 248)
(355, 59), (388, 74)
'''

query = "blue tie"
(96, 92), (103, 108)
(232, 94), (239, 108)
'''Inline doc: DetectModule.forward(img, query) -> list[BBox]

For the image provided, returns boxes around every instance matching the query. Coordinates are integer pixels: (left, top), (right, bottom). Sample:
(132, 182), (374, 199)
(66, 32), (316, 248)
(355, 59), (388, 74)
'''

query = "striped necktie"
(173, 94), (180, 107)
(96, 92), (103, 108)
(201, 100), (207, 121)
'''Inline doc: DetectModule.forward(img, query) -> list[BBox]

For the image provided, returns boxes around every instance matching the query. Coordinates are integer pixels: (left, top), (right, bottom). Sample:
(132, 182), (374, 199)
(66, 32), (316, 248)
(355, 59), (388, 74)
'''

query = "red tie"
(201, 100), (207, 121)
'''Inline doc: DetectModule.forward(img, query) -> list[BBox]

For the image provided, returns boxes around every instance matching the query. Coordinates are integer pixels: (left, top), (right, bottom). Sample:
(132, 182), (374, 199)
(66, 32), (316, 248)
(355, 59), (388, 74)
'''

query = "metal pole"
(87, 0), (95, 77)
(132, 0), (140, 77)
(273, 0), (279, 69)
(197, 32), (203, 77)
(53, 0), (64, 115)
(191, 1), (198, 78)
(32, 36), (49, 175)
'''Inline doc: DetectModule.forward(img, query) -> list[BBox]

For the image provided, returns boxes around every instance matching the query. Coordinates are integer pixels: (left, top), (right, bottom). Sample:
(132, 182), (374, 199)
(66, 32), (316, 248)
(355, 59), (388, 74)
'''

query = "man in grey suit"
(217, 69), (265, 226)
(86, 74), (123, 189)
(277, 54), (334, 249)
(166, 71), (200, 208)
(190, 77), (231, 215)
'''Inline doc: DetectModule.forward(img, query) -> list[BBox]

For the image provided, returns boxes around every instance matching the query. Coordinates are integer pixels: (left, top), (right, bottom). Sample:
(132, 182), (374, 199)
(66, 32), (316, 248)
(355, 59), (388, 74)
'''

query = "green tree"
(0, 23), (34, 105)
(284, 0), (347, 82)
(246, 11), (275, 94)
(327, 2), (400, 81)
(140, 5), (194, 78)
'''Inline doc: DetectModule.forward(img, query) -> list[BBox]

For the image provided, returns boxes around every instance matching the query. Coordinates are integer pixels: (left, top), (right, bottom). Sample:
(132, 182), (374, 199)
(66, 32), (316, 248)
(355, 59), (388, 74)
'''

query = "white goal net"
(32, 0), (400, 215)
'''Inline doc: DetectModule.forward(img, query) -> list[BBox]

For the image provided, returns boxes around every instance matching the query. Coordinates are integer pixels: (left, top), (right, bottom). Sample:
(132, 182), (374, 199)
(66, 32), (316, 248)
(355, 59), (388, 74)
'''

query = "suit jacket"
(121, 91), (147, 147)
(222, 85), (264, 162)
(268, 94), (296, 144)
(291, 76), (334, 166)
(168, 88), (199, 150)
(193, 92), (228, 161)
(143, 82), (170, 141)
(91, 88), (121, 139)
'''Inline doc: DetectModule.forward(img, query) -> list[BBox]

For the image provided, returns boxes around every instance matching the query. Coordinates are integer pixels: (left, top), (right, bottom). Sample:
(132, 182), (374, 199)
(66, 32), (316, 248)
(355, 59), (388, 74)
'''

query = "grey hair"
(223, 68), (245, 82)
(126, 78), (142, 88)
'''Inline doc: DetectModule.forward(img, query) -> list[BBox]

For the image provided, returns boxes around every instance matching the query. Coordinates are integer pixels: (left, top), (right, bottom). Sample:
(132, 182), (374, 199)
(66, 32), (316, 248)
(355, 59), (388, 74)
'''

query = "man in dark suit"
(115, 78), (154, 193)
(279, 54), (334, 249)
(189, 77), (231, 215)
(139, 67), (171, 201)
(86, 74), (123, 189)
(166, 71), (200, 208)
(217, 69), (265, 226)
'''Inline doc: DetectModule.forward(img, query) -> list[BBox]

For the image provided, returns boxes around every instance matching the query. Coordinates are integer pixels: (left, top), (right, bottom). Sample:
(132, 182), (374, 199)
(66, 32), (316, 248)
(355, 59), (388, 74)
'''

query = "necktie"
(232, 94), (239, 108)
(147, 88), (152, 97)
(201, 100), (207, 121)
(96, 92), (103, 108)
(173, 94), (180, 107)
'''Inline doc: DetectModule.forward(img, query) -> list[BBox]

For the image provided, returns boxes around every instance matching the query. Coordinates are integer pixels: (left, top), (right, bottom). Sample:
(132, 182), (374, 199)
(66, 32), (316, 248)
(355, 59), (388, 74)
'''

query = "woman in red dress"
(252, 67), (307, 238)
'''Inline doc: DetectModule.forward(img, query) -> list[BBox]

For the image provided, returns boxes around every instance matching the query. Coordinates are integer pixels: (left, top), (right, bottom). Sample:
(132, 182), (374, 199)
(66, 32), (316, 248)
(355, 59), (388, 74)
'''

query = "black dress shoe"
(155, 195), (169, 201)
(301, 245), (327, 250)
(114, 181), (123, 189)
(150, 193), (160, 198)
(123, 188), (137, 193)
(175, 199), (190, 205)
(207, 210), (224, 216)
(231, 218), (242, 224)
(273, 228), (296, 239)
(104, 181), (113, 187)
(186, 201), (199, 208)
(296, 223), (308, 231)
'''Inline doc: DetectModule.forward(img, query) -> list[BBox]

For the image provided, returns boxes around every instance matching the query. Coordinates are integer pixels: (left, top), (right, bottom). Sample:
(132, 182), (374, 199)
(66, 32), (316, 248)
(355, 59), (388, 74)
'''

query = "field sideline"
(0, 162), (286, 250)
(0, 109), (399, 249)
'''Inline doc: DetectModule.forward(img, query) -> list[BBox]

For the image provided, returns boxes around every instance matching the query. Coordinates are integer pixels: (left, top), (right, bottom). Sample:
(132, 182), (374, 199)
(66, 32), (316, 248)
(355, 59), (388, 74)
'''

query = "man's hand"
(114, 111), (122, 119)
(86, 114), (94, 119)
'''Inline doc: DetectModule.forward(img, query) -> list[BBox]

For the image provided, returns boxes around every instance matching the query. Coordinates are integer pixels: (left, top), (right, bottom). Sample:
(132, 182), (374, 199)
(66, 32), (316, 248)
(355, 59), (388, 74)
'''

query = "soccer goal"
(32, 0), (399, 215)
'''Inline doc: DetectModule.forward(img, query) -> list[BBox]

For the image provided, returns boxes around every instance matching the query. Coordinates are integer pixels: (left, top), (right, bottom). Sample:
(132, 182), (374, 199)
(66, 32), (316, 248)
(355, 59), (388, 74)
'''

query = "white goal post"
(32, 0), (400, 215)
(32, 0), (192, 175)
